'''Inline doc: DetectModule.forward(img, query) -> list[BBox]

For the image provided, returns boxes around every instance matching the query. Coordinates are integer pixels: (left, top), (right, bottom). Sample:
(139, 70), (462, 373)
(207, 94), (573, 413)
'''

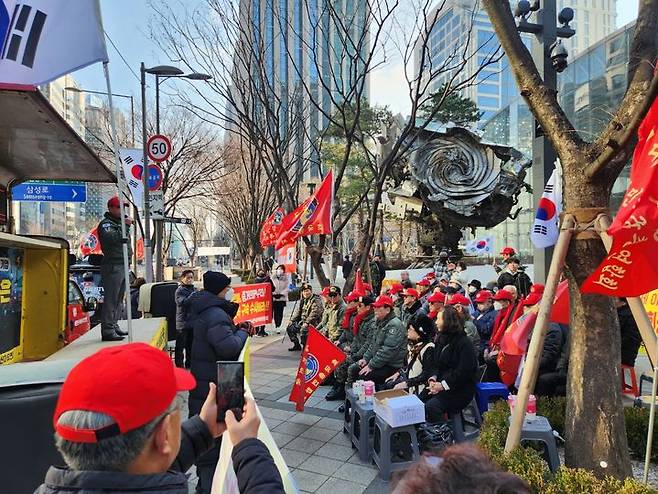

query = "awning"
(0, 83), (115, 189)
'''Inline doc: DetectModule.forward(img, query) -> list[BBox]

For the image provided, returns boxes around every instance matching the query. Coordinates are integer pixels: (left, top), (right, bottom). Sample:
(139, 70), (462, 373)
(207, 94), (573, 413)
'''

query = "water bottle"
(526, 394), (537, 419)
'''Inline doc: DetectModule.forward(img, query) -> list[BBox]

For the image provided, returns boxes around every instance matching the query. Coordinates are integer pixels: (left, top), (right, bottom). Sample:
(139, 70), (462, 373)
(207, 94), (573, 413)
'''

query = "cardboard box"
(373, 389), (425, 427)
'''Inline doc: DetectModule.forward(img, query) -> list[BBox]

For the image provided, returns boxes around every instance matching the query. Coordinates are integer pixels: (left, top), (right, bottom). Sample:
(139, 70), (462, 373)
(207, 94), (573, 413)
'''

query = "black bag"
(416, 422), (454, 453)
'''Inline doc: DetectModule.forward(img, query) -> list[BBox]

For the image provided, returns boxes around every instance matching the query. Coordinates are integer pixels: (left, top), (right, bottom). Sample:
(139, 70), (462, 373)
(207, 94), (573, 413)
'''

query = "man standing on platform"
(97, 196), (131, 341)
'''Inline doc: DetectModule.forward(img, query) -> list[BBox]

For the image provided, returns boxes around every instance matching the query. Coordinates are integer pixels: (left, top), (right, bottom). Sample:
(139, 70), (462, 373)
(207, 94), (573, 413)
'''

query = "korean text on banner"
(231, 283), (272, 326)
(260, 207), (285, 248)
(0, 0), (108, 86)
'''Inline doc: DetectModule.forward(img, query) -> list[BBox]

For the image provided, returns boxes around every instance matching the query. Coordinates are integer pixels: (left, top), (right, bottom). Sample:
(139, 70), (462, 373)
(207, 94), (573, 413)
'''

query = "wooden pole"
(505, 215), (575, 453)
(596, 215), (656, 366)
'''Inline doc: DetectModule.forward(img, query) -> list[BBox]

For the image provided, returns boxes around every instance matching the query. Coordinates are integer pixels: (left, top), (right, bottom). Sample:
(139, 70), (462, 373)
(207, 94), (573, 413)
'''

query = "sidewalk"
(250, 315), (388, 493)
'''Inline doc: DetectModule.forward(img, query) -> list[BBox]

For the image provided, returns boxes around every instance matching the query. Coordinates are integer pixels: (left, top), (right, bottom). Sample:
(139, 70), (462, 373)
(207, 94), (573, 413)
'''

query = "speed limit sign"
(147, 134), (172, 162)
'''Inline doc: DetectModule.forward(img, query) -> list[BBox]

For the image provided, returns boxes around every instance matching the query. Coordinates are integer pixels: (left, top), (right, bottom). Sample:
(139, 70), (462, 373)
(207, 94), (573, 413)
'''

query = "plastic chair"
(350, 397), (376, 461)
(343, 387), (356, 434)
(475, 382), (509, 415)
(514, 415), (560, 472)
(621, 364), (639, 397)
(371, 415), (421, 480)
(450, 397), (482, 443)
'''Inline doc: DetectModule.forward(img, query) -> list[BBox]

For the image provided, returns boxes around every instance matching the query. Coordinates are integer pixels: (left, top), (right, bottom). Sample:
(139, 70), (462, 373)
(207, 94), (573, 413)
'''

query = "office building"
(234, 0), (370, 180)
(480, 21), (634, 255)
(416, 0), (617, 122)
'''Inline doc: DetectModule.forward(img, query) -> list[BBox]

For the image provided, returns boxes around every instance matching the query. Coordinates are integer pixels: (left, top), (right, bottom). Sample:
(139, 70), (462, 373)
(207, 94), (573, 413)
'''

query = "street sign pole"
(141, 62), (153, 284)
(155, 79), (164, 282)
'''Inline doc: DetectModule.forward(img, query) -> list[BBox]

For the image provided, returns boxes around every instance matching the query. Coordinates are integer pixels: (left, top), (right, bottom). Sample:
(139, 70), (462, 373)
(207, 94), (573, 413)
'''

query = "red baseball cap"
(372, 295), (394, 308)
(321, 287), (331, 297)
(54, 343), (196, 443)
(425, 272), (436, 280)
(447, 294), (471, 306)
(523, 292), (542, 306)
(493, 290), (514, 302)
(403, 288), (419, 298)
(500, 247), (516, 256)
(107, 196), (129, 209)
(390, 283), (404, 295)
(417, 279), (430, 287)
(427, 291), (446, 304)
(474, 290), (493, 303)
(345, 290), (361, 302)
(530, 283), (545, 294)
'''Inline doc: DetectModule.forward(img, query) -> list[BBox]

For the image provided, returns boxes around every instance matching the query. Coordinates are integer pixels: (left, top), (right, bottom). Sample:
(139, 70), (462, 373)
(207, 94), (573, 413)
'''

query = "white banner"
(0, 0), (108, 86)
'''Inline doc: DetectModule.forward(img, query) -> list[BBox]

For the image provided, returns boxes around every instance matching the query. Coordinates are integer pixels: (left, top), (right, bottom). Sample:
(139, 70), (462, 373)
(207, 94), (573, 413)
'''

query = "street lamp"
(514, 0), (575, 283)
(141, 63), (212, 282)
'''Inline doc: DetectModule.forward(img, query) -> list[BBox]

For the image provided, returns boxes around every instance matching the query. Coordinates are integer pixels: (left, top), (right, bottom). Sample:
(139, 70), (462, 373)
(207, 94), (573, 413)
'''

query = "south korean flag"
(531, 164), (562, 249)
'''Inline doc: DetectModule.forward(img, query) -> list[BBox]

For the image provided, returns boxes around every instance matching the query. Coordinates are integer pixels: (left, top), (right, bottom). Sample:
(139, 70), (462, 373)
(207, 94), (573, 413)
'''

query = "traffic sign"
(149, 191), (164, 220)
(148, 164), (163, 191)
(12, 181), (87, 202)
(147, 134), (172, 162)
(162, 217), (192, 225)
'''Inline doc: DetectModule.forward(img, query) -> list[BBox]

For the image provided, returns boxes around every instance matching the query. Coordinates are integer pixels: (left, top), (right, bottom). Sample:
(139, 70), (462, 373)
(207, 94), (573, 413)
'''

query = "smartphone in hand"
(216, 361), (245, 422)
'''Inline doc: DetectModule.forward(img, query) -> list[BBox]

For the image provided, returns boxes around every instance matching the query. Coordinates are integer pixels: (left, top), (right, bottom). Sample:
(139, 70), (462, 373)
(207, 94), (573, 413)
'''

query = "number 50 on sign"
(147, 134), (172, 162)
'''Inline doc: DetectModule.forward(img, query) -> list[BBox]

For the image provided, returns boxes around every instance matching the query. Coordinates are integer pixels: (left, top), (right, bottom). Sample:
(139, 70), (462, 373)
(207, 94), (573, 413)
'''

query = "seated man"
(426, 290), (446, 319)
(446, 293), (480, 351)
(347, 295), (406, 387)
(37, 343), (284, 493)
(287, 282), (323, 351)
(328, 294), (377, 401)
(400, 288), (423, 327)
(317, 285), (346, 343)
(336, 290), (360, 352)
(473, 290), (496, 358)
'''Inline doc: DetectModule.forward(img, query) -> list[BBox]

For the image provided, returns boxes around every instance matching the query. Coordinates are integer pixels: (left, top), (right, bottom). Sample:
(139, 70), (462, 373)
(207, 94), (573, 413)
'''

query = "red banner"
(231, 283), (273, 326)
(260, 207), (286, 248)
(289, 327), (346, 411)
(276, 243), (296, 274)
(582, 97), (658, 297)
(275, 170), (333, 249)
(80, 228), (102, 257)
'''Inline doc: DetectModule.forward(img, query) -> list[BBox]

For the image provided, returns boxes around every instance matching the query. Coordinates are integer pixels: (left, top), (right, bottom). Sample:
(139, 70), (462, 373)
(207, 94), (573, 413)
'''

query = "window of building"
(477, 95), (499, 108)
(478, 83), (499, 95)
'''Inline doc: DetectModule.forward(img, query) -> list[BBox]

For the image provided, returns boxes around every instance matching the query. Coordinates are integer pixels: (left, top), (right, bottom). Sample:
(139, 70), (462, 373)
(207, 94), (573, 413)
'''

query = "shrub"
(626, 406), (658, 462)
(537, 396), (566, 437)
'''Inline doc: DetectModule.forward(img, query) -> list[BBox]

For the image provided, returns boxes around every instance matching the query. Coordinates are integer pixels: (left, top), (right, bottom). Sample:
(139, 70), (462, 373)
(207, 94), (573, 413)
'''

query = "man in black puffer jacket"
(184, 271), (249, 494)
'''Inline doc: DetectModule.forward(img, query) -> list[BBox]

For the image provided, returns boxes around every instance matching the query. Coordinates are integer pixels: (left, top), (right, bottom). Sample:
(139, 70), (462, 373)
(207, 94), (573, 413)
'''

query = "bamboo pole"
(505, 215), (575, 452)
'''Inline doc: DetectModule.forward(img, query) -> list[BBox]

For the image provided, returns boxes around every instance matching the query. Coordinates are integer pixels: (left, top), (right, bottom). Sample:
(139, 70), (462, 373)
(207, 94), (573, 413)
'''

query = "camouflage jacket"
(291, 294), (323, 327)
(318, 300), (346, 342)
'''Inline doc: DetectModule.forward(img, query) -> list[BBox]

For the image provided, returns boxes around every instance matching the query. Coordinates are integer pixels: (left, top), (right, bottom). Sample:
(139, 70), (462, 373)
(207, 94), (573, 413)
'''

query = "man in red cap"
(347, 295), (406, 386)
(426, 290), (446, 319)
(482, 289), (515, 381)
(493, 246), (516, 274)
(389, 283), (404, 316)
(37, 343), (283, 493)
(97, 196), (132, 341)
(400, 288), (423, 327)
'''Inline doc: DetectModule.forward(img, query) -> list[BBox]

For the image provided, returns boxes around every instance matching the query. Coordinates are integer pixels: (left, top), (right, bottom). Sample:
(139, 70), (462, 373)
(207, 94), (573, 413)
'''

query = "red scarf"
(510, 301), (524, 324)
(490, 305), (513, 349)
(342, 306), (358, 330)
(352, 309), (370, 335)
(428, 310), (438, 320)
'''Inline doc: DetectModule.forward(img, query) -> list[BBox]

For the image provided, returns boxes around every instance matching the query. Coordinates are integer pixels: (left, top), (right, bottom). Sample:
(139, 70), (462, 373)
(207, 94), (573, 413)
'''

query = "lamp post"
(144, 66), (212, 281)
(514, 0), (575, 282)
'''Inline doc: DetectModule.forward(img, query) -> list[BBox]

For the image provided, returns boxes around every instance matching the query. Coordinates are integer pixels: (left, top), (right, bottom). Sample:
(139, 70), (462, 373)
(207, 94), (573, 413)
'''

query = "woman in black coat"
(424, 305), (478, 424)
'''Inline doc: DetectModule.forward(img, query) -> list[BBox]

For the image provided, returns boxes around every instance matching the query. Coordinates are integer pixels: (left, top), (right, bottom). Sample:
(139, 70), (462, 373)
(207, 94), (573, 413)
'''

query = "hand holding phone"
(225, 397), (260, 446)
(216, 361), (245, 422)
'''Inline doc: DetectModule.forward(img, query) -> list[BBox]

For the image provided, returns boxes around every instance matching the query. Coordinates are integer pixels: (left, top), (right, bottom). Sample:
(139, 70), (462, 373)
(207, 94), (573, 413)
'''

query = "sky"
(75, 0), (640, 118)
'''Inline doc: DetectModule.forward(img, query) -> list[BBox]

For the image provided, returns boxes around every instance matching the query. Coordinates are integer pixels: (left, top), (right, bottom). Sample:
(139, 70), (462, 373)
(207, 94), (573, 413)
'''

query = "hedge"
(478, 401), (657, 493)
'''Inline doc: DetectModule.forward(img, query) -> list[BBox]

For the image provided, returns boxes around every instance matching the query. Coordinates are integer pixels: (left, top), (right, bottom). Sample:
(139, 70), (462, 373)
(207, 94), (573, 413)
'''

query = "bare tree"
(483, 0), (658, 478)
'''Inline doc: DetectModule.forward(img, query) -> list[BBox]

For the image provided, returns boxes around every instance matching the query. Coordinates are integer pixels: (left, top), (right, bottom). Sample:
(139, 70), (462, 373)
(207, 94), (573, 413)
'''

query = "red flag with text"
(275, 170), (333, 249)
(260, 207), (286, 248)
(582, 97), (658, 296)
(289, 327), (346, 411)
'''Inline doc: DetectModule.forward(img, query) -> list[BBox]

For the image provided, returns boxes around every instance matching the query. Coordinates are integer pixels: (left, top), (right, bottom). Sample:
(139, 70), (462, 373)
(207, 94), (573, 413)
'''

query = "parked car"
(66, 279), (97, 344)
(69, 260), (103, 326)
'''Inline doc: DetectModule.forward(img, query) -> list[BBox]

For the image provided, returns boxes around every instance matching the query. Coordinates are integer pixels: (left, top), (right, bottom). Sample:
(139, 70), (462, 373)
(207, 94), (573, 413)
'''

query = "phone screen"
(216, 361), (245, 422)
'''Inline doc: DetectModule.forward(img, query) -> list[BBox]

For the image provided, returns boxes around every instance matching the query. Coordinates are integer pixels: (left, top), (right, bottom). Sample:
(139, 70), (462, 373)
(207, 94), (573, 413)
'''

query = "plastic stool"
(450, 398), (482, 443)
(372, 415), (421, 480)
(350, 398), (376, 461)
(476, 382), (509, 415)
(509, 415), (560, 472)
(343, 388), (356, 434)
(621, 365), (639, 397)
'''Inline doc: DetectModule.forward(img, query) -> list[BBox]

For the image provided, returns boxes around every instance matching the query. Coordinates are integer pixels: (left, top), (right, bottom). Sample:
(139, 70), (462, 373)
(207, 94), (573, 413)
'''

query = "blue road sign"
(12, 181), (87, 202)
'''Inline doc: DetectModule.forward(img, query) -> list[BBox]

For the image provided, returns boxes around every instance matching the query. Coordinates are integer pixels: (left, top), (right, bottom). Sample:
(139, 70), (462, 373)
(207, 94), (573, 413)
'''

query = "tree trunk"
(307, 236), (330, 287)
(562, 164), (632, 478)
(343, 222), (370, 294)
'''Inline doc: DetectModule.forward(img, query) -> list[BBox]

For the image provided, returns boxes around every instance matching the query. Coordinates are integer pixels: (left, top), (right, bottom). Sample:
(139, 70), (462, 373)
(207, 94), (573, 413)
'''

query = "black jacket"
(539, 323), (564, 374)
(185, 290), (248, 416)
(175, 283), (196, 332)
(497, 270), (532, 298)
(342, 259), (353, 279)
(618, 304), (643, 367)
(35, 416), (213, 493)
(36, 419), (284, 494)
(97, 212), (131, 265)
(130, 287), (141, 320)
(428, 331), (478, 413)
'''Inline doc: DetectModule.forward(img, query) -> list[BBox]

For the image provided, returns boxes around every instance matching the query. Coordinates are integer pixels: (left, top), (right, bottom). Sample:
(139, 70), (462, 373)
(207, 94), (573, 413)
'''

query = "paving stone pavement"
(249, 310), (391, 494)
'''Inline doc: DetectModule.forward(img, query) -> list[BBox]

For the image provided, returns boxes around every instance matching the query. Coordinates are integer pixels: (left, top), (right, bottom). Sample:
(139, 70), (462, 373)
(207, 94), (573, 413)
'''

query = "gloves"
(238, 321), (257, 336)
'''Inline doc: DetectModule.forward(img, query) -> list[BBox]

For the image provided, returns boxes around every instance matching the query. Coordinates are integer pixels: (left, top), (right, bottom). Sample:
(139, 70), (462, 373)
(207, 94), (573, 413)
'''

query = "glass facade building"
(480, 21), (635, 255)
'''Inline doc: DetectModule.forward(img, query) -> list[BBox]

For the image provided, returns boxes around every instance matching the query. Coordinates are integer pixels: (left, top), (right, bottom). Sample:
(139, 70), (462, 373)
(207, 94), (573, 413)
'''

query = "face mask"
(225, 288), (234, 301)
(493, 301), (503, 311)
(468, 286), (477, 294)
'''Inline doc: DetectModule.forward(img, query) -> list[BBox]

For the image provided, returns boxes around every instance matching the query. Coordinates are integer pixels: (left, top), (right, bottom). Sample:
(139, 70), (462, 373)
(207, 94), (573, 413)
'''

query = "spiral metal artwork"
(410, 123), (531, 228)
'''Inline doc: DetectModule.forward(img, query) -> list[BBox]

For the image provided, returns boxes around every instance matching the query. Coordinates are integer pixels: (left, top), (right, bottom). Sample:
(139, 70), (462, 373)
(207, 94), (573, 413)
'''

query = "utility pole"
(515, 0), (574, 282)
(140, 63), (154, 283)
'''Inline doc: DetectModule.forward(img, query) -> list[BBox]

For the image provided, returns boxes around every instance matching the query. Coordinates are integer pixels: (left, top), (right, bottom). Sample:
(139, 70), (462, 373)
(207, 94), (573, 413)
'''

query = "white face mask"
(468, 286), (477, 294)
(493, 301), (503, 311)
(225, 288), (234, 301)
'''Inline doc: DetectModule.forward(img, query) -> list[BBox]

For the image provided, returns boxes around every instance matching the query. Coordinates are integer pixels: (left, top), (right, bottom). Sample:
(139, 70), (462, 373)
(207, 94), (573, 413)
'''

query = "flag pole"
(103, 61), (134, 342)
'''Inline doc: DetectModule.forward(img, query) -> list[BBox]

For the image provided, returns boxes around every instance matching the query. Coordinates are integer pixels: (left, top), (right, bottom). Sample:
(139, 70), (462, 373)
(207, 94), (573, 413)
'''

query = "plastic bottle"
(526, 394), (537, 419)
(508, 394), (516, 413)
(364, 381), (374, 403)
